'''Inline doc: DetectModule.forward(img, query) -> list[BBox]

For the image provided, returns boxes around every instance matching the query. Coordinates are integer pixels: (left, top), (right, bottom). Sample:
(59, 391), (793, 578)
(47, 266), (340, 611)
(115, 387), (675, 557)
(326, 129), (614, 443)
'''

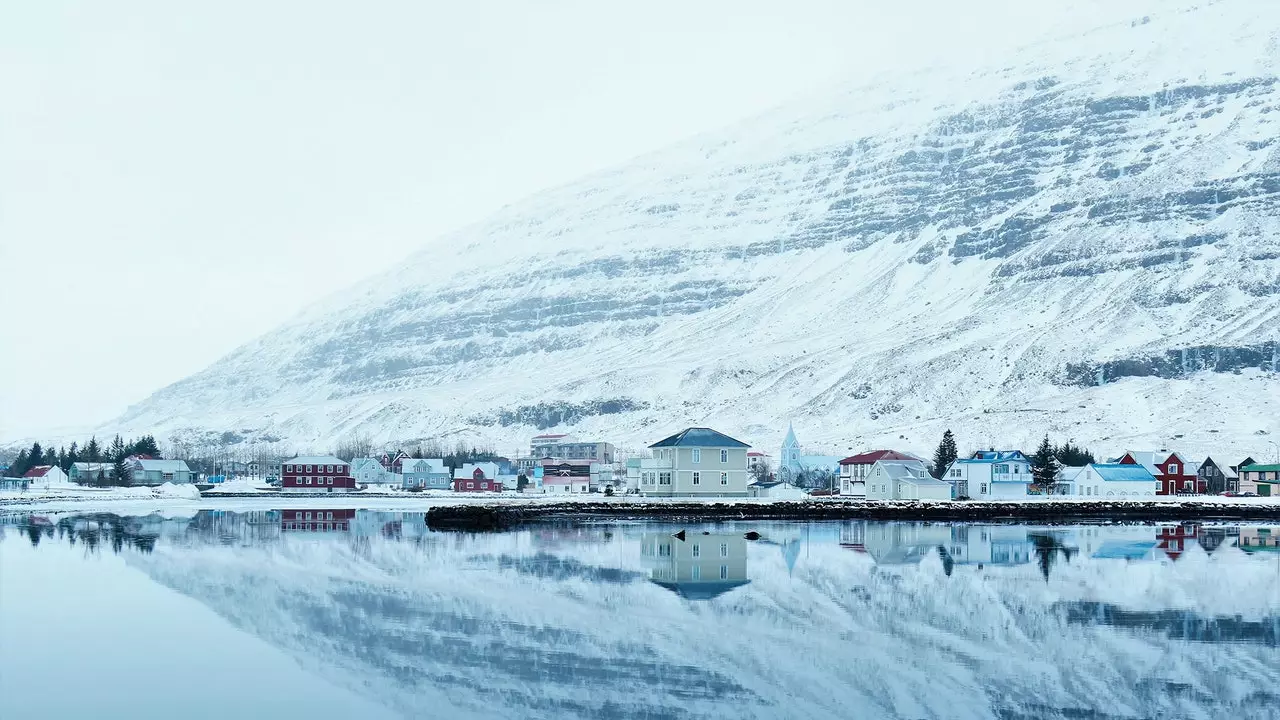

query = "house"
(401, 458), (451, 490)
(529, 434), (616, 464)
(625, 458), (642, 492)
(778, 423), (840, 485)
(248, 457), (283, 481)
(540, 459), (592, 493)
(280, 456), (355, 492)
(1115, 451), (1200, 495)
(351, 457), (401, 487)
(746, 480), (809, 499)
(639, 427), (751, 498)
(1155, 524), (1199, 561)
(1055, 463), (1158, 498)
(746, 451), (771, 472)
(864, 459), (953, 501)
(123, 458), (195, 486)
(1054, 466), (1086, 494)
(69, 462), (114, 484)
(1197, 456), (1238, 495)
(838, 450), (917, 497)
(22, 465), (71, 490)
(453, 463), (502, 492)
(1238, 463), (1280, 497)
(641, 532), (750, 600)
(944, 450), (1032, 499)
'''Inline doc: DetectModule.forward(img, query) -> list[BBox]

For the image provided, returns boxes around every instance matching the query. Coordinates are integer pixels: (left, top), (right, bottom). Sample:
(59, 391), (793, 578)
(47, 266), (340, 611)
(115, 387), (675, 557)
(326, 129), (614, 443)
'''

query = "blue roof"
(957, 450), (1028, 464)
(649, 427), (750, 449)
(1091, 463), (1157, 482)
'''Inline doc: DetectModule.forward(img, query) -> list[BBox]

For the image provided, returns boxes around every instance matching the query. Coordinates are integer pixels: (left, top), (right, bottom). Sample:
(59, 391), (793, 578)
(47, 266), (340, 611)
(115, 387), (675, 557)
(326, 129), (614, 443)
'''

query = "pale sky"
(1, 0), (1161, 441)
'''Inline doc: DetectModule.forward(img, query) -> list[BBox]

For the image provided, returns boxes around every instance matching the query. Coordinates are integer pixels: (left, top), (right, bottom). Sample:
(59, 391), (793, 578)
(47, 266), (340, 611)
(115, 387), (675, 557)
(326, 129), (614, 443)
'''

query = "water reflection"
(3, 511), (1280, 719)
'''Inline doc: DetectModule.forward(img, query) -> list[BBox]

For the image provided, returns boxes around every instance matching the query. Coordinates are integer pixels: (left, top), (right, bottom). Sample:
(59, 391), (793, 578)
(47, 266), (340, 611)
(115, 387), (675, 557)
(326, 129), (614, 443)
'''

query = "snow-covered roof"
(286, 456), (345, 466)
(960, 450), (1028, 464)
(1089, 463), (1158, 482)
(872, 459), (939, 483)
(454, 462), (499, 479)
(1058, 466), (1086, 482)
(130, 459), (192, 473)
(403, 458), (447, 474)
(649, 427), (750, 449)
(23, 465), (53, 478)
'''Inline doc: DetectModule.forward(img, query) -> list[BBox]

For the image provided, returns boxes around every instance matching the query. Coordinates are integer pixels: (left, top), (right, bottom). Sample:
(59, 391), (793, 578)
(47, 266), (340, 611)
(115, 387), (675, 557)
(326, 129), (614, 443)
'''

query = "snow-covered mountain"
(114, 0), (1280, 456)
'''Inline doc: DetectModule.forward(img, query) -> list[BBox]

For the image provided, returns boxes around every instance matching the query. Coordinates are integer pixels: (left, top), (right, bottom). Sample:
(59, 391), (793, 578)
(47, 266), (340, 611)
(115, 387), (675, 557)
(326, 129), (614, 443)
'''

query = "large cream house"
(639, 427), (751, 498)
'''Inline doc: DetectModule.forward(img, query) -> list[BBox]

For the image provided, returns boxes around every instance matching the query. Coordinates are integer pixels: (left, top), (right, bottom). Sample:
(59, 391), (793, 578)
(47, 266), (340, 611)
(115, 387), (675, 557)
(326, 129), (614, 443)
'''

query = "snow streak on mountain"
(116, 0), (1280, 454)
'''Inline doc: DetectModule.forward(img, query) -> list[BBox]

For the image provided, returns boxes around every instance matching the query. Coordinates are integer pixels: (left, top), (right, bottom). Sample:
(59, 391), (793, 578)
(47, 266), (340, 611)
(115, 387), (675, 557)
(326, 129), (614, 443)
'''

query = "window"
(720, 543), (728, 557)
(1013, 465), (1020, 474)
(721, 449), (728, 463)
(306, 465), (313, 472)
(692, 544), (700, 557)
(980, 483), (987, 494)
(306, 477), (312, 485)
(692, 472), (700, 485)
(876, 466), (882, 476)
(326, 512), (333, 520)
(305, 512), (312, 520)
(659, 472), (671, 485)
(467, 481), (475, 489)
(692, 449), (701, 463)
(720, 565), (728, 579)
(720, 472), (728, 485)
(1168, 463), (1179, 474)
(692, 566), (701, 580)
(326, 477), (333, 485)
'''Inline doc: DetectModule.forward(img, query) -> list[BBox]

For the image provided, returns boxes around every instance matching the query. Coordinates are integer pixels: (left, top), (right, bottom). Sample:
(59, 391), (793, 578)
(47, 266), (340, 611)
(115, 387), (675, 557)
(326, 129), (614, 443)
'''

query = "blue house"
(944, 450), (1032, 499)
(401, 458), (451, 490)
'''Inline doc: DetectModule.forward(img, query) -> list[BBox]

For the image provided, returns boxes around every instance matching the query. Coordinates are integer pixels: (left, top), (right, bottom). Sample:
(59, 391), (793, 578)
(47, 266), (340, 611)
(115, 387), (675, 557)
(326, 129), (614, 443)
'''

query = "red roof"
(838, 450), (915, 466)
(23, 465), (53, 478)
(747, 451), (767, 457)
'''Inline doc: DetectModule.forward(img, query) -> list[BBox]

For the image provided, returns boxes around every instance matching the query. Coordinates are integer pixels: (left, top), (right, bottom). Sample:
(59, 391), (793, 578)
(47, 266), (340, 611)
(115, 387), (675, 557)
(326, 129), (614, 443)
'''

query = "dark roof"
(649, 427), (750, 449)
(23, 466), (53, 478)
(839, 449), (915, 465)
(650, 579), (751, 600)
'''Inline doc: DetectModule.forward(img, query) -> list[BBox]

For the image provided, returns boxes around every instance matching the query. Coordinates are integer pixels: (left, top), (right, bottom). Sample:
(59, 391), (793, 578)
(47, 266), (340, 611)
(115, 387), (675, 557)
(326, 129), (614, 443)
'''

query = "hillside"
(112, 0), (1280, 456)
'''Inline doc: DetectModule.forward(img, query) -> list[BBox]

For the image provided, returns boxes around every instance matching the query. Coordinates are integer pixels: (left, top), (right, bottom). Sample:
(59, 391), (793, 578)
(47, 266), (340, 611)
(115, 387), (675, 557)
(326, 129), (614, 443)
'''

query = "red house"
(453, 465), (503, 493)
(1155, 524), (1200, 561)
(281, 455), (357, 492)
(1116, 451), (1200, 495)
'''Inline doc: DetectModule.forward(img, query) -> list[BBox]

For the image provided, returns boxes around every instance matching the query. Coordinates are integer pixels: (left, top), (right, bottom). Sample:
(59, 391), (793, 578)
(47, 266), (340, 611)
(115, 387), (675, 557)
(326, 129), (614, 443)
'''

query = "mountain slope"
(115, 0), (1280, 455)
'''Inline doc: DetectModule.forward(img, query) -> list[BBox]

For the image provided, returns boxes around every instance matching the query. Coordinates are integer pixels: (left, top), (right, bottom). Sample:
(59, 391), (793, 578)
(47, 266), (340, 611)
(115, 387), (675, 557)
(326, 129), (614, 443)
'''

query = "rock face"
(114, 0), (1280, 454)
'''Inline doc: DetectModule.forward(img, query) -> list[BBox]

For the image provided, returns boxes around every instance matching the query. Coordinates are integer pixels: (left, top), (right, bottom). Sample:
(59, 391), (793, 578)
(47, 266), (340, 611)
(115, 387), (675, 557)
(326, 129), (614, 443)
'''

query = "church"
(778, 423), (842, 486)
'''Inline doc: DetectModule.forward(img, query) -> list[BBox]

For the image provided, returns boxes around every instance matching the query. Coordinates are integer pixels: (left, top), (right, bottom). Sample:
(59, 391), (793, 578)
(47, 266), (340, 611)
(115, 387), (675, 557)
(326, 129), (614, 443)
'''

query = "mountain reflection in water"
(3, 510), (1279, 720)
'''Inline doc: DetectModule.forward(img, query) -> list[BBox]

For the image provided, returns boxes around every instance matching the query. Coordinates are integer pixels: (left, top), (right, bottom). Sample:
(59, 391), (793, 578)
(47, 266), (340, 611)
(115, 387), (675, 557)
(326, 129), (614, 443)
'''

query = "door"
(1259, 484), (1272, 497)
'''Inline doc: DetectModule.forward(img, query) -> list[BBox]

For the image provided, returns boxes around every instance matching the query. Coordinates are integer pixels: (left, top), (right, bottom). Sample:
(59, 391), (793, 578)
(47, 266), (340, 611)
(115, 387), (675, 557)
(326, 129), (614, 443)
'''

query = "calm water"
(2, 509), (1278, 720)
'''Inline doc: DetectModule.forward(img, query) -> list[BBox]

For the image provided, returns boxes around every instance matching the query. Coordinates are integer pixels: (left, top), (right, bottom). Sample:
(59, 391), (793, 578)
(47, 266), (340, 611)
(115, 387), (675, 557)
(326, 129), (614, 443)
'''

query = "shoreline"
(423, 499), (1280, 530)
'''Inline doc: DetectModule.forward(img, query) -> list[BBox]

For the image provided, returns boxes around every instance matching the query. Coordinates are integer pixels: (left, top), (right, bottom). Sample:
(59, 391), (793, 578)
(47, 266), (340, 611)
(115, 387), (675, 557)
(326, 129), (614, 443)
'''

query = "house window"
(327, 512), (333, 520)
(950, 468), (961, 478)
(467, 481), (475, 489)
(306, 465), (313, 472)
(692, 472), (700, 485)
(720, 473), (728, 485)
(720, 565), (728, 580)
(305, 512), (312, 520)
(660, 472), (672, 485)
(720, 543), (728, 557)
(306, 477), (312, 485)
(692, 449), (701, 463)
(1168, 463), (1179, 474)
(721, 450), (728, 463)
(326, 477), (332, 485)
(692, 544), (700, 557)
(980, 483), (987, 494)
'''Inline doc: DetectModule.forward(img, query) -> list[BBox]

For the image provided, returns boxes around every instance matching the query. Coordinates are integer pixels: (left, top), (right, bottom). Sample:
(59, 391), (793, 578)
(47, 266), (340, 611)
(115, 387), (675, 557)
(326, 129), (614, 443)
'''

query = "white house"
(22, 465), (72, 490)
(944, 450), (1032, 499)
(1057, 463), (1159, 498)
(639, 427), (751, 498)
(864, 459), (953, 501)
(838, 450), (918, 497)
(351, 457), (400, 487)
(747, 480), (809, 499)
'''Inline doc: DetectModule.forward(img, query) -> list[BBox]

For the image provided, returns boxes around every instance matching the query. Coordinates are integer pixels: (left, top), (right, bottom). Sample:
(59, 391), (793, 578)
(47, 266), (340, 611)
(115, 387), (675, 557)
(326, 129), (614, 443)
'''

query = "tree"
(749, 460), (772, 483)
(112, 457), (131, 487)
(1054, 440), (1095, 467)
(84, 437), (102, 462)
(516, 474), (530, 493)
(28, 442), (43, 470)
(7, 449), (30, 477)
(1030, 435), (1061, 494)
(931, 430), (958, 480)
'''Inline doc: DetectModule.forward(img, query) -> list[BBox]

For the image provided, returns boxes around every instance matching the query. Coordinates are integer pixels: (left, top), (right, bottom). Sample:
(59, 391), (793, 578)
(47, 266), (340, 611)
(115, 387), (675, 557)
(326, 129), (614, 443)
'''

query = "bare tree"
(333, 433), (374, 462)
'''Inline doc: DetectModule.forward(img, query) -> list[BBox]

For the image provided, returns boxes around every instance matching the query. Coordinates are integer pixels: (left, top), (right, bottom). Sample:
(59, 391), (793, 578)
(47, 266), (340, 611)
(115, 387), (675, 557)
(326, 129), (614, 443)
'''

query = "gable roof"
(130, 459), (192, 473)
(1090, 463), (1158, 482)
(402, 458), (447, 474)
(285, 456), (345, 466)
(839, 450), (915, 466)
(23, 466), (52, 478)
(959, 450), (1028, 464)
(1199, 456), (1238, 478)
(649, 428), (750, 449)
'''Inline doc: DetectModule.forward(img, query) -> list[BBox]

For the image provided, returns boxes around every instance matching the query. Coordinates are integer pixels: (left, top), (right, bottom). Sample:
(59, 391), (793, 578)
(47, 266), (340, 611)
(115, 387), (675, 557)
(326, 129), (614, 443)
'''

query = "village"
(4, 424), (1278, 502)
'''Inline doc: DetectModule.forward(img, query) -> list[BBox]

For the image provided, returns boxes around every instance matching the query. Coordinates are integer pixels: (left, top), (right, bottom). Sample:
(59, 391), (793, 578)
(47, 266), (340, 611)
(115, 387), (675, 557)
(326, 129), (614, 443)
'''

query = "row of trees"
(4, 434), (161, 485)
(929, 429), (1097, 493)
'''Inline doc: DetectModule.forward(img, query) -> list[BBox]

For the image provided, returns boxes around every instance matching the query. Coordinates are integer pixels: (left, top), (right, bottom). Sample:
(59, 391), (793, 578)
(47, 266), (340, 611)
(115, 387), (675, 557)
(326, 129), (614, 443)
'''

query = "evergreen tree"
(44, 446), (59, 466)
(110, 435), (127, 461)
(1031, 435), (1061, 493)
(931, 430), (958, 479)
(66, 442), (80, 466)
(57, 446), (69, 472)
(1054, 441), (1096, 467)
(112, 457), (131, 487)
(84, 437), (102, 462)
(7, 449), (30, 477)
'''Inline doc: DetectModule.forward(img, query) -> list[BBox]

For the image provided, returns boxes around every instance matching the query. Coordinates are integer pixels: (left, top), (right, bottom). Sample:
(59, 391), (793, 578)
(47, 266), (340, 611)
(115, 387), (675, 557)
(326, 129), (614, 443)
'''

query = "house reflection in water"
(640, 532), (750, 600)
(841, 522), (1036, 570)
(280, 509), (355, 533)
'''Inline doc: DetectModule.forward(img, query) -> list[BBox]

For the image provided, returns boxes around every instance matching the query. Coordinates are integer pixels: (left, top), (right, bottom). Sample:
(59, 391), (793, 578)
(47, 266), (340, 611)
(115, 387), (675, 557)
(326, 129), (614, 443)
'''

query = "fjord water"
(2, 511), (1278, 720)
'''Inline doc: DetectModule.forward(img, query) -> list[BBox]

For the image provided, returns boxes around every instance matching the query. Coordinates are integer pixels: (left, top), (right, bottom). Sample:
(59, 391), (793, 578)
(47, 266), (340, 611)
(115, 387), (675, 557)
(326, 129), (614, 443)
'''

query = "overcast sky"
(1, 0), (1162, 441)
